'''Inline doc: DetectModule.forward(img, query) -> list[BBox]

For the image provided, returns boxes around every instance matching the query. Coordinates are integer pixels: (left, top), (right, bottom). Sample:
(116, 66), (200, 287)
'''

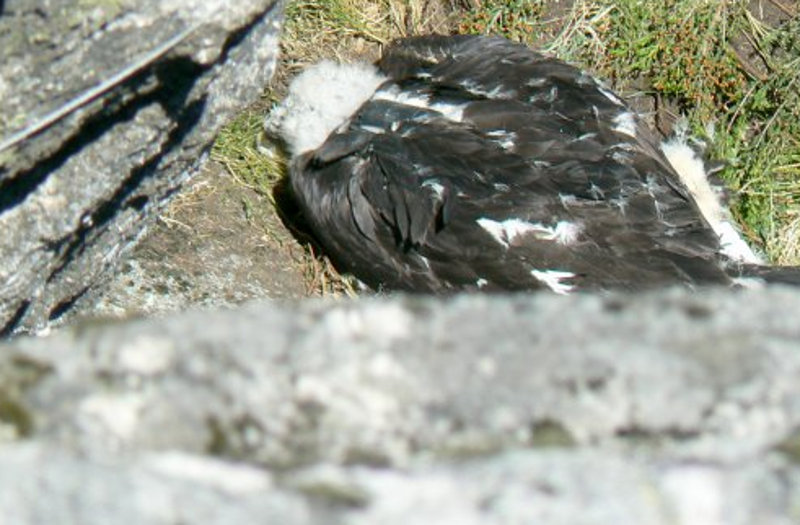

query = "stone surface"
(2, 287), (800, 523)
(81, 160), (309, 320)
(0, 0), (284, 334)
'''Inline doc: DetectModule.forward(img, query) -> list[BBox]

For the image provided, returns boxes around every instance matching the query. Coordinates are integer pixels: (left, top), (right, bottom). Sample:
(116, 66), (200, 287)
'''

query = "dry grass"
(280, 0), (462, 74)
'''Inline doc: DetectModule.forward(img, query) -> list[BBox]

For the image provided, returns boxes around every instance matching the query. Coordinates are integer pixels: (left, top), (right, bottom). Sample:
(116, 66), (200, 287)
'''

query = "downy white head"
(264, 60), (388, 156)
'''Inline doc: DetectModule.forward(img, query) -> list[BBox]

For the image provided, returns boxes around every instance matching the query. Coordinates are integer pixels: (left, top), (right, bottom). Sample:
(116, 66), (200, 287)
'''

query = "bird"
(265, 34), (800, 294)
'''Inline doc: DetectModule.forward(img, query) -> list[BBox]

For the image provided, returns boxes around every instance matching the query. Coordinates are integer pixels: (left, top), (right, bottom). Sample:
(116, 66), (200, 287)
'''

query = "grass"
(210, 109), (357, 296)
(211, 0), (800, 295)
(535, 0), (800, 263)
(458, 0), (544, 42)
(212, 110), (285, 202)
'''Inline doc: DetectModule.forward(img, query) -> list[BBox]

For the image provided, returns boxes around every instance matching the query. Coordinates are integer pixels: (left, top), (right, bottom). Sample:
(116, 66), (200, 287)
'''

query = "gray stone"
(2, 287), (800, 523)
(75, 160), (310, 321)
(0, 0), (284, 334)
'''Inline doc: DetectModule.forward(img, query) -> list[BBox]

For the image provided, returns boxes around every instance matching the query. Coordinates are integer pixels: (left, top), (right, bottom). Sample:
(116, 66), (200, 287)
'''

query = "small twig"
(726, 82), (759, 134)
(774, 163), (800, 173)
(158, 215), (194, 232)
(753, 74), (796, 149)
(733, 29), (771, 80)
(766, 0), (796, 18)
(218, 158), (263, 193)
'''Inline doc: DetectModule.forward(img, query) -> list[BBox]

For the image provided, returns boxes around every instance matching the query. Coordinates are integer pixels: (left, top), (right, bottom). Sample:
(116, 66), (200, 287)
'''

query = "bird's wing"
(380, 35), (682, 176)
(292, 108), (729, 292)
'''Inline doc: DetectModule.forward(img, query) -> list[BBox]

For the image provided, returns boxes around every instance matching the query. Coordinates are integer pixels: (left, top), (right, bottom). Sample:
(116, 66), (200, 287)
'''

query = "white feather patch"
(530, 269), (576, 295)
(660, 137), (762, 264)
(612, 112), (637, 137)
(477, 218), (582, 248)
(265, 61), (388, 156)
(459, 79), (515, 99)
(597, 85), (625, 106)
(486, 129), (518, 150)
(372, 85), (465, 122)
(421, 180), (446, 199)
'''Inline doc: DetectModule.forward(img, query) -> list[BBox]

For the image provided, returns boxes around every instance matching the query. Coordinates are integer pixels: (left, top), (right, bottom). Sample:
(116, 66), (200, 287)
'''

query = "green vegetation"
(211, 110), (284, 204)
(532, 0), (800, 263)
(211, 0), (800, 294)
(458, 0), (544, 42)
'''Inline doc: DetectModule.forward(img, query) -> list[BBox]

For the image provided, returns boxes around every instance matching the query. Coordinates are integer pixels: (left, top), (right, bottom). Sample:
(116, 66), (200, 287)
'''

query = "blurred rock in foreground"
(0, 0), (284, 334)
(2, 287), (800, 524)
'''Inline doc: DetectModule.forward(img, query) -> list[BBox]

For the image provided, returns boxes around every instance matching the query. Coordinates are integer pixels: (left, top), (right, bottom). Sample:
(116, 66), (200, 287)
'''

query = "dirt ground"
(85, 159), (310, 319)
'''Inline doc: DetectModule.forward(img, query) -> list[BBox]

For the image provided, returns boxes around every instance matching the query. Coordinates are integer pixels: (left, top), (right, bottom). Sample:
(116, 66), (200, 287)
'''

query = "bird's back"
(282, 35), (748, 293)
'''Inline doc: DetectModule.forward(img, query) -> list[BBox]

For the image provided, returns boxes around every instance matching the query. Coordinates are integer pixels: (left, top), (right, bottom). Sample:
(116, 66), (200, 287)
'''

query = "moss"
(211, 110), (285, 201)
(528, 419), (575, 448)
(774, 427), (800, 464)
(0, 356), (53, 439)
(205, 417), (230, 456)
(76, 0), (126, 18)
(9, 356), (54, 390)
(0, 391), (34, 438)
(66, 0), (126, 30)
(292, 477), (371, 508)
(459, 0), (544, 42)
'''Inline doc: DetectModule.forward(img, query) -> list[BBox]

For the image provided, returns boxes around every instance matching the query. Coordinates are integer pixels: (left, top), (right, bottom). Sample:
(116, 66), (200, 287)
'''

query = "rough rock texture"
(77, 161), (309, 320)
(0, 0), (284, 335)
(2, 287), (800, 523)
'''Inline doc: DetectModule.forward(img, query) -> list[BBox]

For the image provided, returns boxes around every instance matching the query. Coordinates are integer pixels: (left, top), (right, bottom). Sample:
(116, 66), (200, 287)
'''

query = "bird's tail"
(732, 264), (800, 286)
